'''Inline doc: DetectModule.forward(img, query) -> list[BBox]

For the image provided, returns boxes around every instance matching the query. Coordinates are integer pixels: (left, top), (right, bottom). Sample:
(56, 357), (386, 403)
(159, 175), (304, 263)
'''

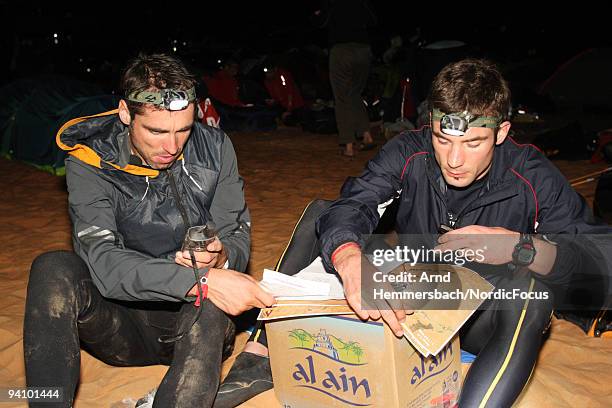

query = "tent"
(539, 48), (612, 110)
(0, 76), (119, 175)
(538, 47), (612, 135)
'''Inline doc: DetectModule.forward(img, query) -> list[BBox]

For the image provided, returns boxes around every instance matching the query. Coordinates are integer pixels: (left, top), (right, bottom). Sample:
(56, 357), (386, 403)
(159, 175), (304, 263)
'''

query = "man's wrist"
(193, 267), (212, 307)
(331, 242), (361, 272)
(530, 238), (557, 275)
(186, 267), (212, 297)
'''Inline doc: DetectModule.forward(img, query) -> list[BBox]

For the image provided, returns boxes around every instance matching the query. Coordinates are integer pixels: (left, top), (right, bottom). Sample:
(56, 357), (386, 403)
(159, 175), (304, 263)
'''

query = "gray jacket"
(58, 110), (250, 302)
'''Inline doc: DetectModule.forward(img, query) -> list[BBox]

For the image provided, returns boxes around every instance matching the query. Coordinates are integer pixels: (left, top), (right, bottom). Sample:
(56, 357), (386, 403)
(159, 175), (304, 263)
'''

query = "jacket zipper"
(452, 181), (520, 229)
(423, 156), (451, 227)
(450, 180), (489, 229)
(425, 157), (518, 229)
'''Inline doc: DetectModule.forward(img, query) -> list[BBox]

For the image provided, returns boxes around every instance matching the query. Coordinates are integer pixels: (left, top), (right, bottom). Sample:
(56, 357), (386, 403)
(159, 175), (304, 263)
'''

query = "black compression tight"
(23, 250), (235, 408)
(458, 275), (553, 408)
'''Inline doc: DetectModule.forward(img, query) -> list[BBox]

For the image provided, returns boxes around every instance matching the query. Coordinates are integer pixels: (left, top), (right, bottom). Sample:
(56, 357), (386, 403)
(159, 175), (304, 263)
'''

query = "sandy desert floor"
(0, 127), (610, 407)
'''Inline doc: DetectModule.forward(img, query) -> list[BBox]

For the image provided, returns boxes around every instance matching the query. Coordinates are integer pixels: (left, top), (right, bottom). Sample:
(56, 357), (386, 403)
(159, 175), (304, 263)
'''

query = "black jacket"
(58, 110), (250, 302)
(317, 126), (612, 287)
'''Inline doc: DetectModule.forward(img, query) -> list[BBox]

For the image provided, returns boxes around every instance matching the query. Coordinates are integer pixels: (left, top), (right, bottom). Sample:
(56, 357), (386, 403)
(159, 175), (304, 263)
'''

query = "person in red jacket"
(264, 65), (305, 119)
(202, 60), (279, 132)
(203, 60), (245, 108)
(264, 64), (307, 127)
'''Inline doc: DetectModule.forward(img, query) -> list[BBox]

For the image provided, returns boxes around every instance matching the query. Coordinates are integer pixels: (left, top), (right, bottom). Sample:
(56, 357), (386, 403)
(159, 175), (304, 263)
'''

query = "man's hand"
(435, 225), (519, 265)
(175, 237), (228, 269)
(333, 243), (411, 337)
(187, 268), (276, 315)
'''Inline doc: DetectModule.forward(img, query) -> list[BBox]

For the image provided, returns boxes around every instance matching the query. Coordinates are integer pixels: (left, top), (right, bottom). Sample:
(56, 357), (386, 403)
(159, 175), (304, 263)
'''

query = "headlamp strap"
(126, 87), (196, 110)
(432, 108), (501, 129)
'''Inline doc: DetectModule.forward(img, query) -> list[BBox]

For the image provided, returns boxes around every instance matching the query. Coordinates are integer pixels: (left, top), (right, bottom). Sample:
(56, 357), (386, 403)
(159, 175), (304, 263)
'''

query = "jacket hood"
(56, 109), (160, 177)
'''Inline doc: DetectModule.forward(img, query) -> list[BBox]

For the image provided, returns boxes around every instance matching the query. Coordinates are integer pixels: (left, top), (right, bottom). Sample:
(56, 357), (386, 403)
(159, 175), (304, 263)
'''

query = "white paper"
(261, 268), (330, 297)
(260, 257), (345, 300)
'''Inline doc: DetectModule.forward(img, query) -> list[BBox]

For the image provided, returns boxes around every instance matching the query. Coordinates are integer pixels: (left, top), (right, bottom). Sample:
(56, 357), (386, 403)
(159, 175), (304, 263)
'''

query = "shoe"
(134, 388), (157, 408)
(358, 142), (377, 151)
(213, 352), (273, 408)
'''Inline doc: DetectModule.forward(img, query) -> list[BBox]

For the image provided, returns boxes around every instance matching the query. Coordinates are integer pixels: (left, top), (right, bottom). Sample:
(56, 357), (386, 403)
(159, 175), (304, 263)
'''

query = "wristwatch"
(509, 233), (536, 277)
(513, 233), (537, 266)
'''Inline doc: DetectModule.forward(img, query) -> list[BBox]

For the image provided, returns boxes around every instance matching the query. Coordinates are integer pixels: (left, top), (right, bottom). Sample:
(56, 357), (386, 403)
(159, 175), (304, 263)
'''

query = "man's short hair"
(120, 53), (197, 117)
(428, 58), (511, 120)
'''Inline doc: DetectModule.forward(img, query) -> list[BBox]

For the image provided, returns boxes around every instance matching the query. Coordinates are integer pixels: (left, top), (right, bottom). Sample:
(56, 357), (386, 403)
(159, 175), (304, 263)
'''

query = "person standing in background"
(315, 0), (377, 158)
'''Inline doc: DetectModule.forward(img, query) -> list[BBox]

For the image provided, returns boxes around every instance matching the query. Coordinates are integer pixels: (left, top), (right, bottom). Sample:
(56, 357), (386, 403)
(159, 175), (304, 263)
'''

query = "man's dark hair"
(428, 58), (511, 120)
(120, 53), (197, 116)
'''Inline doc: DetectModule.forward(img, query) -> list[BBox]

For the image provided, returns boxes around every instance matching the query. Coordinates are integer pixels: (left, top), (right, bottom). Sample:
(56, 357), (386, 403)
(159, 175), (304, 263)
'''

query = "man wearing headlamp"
(317, 59), (610, 407)
(23, 53), (275, 407)
(430, 107), (506, 188)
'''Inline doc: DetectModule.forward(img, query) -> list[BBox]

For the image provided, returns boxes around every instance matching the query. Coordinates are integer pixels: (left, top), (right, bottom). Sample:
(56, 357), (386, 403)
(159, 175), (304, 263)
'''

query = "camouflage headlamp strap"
(432, 108), (502, 136)
(126, 87), (197, 111)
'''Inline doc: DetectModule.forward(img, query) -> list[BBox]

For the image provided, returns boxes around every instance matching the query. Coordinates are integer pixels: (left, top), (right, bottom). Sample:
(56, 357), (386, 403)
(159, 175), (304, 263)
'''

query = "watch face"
(516, 244), (536, 265)
(517, 249), (534, 264)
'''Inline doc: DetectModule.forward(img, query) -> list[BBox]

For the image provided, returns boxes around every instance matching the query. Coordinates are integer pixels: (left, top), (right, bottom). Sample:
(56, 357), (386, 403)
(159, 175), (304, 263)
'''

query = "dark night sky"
(1, 1), (610, 91)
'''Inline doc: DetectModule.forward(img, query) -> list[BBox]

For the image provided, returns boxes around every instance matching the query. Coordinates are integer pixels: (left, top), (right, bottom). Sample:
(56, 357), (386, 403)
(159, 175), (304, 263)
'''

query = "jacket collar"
(57, 111), (160, 177)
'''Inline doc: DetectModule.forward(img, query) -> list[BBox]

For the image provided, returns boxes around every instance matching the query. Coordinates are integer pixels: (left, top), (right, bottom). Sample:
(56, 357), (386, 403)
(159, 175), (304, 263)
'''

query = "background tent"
(0, 76), (119, 174)
(538, 47), (612, 135)
(496, 48), (612, 160)
(539, 48), (612, 110)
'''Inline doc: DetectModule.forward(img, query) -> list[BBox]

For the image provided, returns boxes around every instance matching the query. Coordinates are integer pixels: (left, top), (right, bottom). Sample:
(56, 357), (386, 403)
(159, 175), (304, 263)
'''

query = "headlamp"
(432, 108), (502, 136)
(126, 87), (196, 111)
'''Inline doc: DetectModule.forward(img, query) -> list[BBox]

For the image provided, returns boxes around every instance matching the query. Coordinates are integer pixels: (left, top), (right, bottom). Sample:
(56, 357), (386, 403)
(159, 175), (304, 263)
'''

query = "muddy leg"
(24, 251), (163, 407)
(153, 300), (235, 408)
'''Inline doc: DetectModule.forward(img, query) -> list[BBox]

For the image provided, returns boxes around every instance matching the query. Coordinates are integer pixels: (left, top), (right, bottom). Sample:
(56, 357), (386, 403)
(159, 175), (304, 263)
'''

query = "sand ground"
(0, 127), (610, 407)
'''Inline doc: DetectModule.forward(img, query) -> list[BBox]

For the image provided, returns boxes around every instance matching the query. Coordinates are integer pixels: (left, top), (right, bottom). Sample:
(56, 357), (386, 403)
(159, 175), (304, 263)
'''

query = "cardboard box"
(267, 314), (461, 408)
